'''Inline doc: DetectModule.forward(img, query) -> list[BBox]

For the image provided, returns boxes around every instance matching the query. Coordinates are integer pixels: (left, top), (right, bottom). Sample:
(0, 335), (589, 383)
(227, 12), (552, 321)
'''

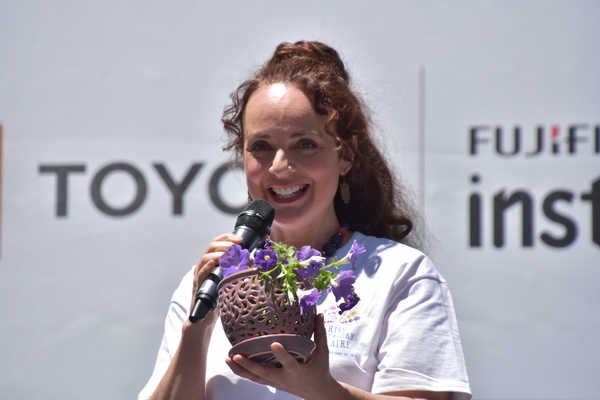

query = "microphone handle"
(189, 267), (224, 323)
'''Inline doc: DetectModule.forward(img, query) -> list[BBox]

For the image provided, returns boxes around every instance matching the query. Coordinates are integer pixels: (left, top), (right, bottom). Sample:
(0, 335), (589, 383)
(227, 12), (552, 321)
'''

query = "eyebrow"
(248, 130), (323, 139)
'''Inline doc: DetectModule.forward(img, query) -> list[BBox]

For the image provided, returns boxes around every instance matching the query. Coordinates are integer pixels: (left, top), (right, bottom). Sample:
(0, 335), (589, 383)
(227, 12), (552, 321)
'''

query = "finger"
(204, 234), (243, 254)
(226, 355), (273, 386)
(196, 234), (243, 271)
(193, 259), (215, 290)
(312, 314), (330, 361)
(196, 249), (226, 268)
(270, 342), (300, 370)
(214, 233), (244, 243)
(195, 259), (216, 281)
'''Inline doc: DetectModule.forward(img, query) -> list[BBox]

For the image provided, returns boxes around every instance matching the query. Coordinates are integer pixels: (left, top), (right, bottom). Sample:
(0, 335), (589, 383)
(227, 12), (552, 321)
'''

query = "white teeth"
(271, 184), (306, 198)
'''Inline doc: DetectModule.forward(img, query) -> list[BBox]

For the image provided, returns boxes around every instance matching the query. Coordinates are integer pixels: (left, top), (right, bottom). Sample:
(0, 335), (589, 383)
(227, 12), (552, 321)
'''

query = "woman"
(139, 41), (471, 400)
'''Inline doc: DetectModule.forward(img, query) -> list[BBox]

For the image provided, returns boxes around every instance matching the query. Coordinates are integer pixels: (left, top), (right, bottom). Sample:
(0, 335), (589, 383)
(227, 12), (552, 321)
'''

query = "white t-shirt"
(139, 232), (472, 399)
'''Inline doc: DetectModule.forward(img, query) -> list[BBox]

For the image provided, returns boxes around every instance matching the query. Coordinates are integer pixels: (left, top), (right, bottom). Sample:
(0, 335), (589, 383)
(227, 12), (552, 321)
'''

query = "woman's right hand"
(187, 233), (243, 328)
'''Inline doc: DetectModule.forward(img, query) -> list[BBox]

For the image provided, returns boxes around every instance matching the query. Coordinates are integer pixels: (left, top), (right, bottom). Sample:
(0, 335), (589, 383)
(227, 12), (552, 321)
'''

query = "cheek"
(243, 158), (266, 194)
(310, 159), (343, 188)
(312, 153), (344, 175)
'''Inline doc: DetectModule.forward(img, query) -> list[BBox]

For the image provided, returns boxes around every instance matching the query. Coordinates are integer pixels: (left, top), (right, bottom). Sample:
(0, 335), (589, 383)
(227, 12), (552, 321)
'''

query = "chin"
(272, 210), (306, 227)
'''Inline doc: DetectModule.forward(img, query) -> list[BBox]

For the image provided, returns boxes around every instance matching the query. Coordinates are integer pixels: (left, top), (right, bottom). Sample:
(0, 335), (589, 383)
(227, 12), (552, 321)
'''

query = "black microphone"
(189, 199), (275, 323)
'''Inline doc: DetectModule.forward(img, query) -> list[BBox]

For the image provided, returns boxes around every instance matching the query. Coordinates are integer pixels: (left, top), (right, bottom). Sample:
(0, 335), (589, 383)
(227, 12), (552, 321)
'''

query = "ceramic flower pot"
(217, 269), (316, 366)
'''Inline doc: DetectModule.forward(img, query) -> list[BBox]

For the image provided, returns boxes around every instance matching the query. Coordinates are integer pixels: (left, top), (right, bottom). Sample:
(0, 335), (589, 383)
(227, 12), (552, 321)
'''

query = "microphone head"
(234, 199), (275, 239)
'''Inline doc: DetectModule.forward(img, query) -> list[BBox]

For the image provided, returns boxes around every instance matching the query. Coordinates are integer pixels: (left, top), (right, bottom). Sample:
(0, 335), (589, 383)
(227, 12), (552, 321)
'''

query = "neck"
(270, 218), (340, 251)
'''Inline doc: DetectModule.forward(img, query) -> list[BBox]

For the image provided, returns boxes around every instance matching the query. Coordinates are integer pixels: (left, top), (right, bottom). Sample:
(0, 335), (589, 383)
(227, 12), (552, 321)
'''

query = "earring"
(340, 177), (351, 204)
(247, 191), (253, 204)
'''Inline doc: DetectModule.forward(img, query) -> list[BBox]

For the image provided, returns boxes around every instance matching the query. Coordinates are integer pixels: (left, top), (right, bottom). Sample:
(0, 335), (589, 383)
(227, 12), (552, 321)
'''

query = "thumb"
(314, 313), (329, 353)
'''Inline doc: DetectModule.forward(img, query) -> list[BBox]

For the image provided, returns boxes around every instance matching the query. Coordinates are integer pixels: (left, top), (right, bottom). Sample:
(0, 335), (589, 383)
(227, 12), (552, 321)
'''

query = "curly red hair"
(222, 41), (424, 248)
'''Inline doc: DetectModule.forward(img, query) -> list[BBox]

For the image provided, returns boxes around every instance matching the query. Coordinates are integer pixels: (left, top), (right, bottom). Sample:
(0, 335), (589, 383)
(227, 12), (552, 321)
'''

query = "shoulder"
(352, 232), (425, 259)
(349, 232), (443, 283)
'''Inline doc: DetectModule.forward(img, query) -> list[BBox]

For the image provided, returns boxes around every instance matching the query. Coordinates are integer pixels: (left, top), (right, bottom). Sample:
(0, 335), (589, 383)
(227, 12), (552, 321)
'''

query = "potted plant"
(217, 238), (366, 366)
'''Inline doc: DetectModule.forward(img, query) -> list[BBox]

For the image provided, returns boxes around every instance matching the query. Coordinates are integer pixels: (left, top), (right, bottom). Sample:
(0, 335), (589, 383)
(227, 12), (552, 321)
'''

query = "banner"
(1, 1), (598, 399)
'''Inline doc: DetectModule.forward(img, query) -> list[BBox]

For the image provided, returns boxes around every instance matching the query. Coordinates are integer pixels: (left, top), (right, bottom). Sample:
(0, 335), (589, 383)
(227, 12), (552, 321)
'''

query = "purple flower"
(295, 246), (326, 279)
(220, 244), (250, 278)
(264, 239), (273, 249)
(339, 240), (366, 269)
(254, 249), (278, 271)
(295, 246), (322, 262)
(331, 270), (357, 301)
(338, 294), (360, 314)
(298, 288), (321, 315)
(347, 240), (366, 265)
(298, 255), (325, 268)
(296, 263), (321, 279)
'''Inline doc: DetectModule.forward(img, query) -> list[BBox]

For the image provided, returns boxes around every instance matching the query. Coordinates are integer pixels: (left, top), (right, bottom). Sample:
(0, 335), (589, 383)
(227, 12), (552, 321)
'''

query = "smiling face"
(242, 83), (352, 244)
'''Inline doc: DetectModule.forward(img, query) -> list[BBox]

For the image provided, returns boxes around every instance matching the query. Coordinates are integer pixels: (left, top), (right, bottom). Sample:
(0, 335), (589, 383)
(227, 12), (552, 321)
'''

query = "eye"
(297, 139), (317, 149)
(248, 141), (271, 152)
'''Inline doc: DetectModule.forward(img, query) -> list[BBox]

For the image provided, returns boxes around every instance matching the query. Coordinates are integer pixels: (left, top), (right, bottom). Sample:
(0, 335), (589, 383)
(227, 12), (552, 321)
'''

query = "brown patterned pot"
(217, 269), (316, 347)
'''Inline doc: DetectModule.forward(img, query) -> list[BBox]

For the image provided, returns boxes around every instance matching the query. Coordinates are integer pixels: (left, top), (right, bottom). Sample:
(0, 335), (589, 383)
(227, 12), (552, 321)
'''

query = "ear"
(339, 136), (357, 176)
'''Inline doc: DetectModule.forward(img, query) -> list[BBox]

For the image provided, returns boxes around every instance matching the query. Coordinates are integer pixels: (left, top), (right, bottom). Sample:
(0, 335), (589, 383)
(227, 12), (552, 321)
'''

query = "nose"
(269, 149), (292, 176)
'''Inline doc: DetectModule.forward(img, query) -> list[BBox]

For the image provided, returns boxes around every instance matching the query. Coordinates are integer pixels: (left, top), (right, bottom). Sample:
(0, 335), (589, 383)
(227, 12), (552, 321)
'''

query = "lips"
(269, 184), (307, 199)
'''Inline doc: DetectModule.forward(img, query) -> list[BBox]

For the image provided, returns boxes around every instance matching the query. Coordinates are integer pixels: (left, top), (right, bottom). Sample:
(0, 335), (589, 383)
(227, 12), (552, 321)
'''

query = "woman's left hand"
(225, 313), (344, 400)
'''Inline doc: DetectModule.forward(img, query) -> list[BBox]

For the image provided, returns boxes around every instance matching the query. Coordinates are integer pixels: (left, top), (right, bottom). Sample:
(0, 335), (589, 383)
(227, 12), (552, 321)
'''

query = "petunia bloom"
(295, 246), (326, 279)
(296, 262), (322, 279)
(338, 240), (366, 269)
(254, 249), (278, 271)
(220, 244), (251, 278)
(295, 246), (322, 262)
(338, 293), (360, 314)
(298, 288), (321, 315)
(297, 255), (326, 268)
(331, 270), (357, 301)
(346, 240), (366, 266)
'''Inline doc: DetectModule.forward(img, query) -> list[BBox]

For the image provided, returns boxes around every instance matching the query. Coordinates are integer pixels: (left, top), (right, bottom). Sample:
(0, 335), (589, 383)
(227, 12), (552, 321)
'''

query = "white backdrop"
(1, 1), (599, 399)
